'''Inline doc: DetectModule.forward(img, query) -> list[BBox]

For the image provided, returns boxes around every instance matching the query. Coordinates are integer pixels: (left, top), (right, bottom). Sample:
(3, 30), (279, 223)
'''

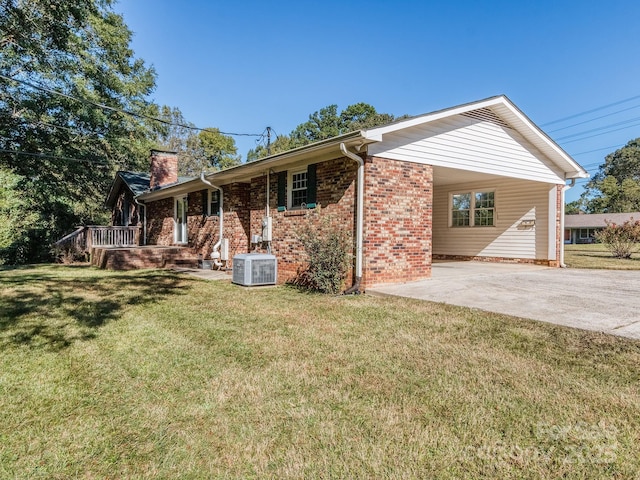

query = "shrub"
(595, 218), (640, 259)
(293, 220), (352, 294)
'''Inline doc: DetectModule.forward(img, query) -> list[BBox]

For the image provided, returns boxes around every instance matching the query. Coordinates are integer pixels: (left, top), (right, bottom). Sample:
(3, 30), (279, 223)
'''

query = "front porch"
(55, 225), (203, 270)
(90, 245), (198, 270)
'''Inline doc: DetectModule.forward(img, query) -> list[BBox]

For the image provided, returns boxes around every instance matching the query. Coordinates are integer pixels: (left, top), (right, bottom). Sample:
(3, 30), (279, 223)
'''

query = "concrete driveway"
(368, 262), (640, 340)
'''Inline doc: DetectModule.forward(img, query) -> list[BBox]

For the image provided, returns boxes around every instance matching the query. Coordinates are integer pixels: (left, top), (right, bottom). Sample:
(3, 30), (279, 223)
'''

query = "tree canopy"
(247, 102), (403, 161)
(0, 0), (158, 263)
(579, 138), (640, 213)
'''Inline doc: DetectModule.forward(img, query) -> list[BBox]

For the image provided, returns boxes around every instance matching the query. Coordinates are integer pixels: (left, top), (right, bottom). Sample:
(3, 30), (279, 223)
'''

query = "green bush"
(595, 218), (640, 259)
(293, 220), (352, 294)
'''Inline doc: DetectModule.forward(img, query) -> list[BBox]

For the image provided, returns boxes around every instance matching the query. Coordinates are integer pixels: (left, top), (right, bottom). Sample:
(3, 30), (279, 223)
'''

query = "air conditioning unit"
(232, 253), (277, 286)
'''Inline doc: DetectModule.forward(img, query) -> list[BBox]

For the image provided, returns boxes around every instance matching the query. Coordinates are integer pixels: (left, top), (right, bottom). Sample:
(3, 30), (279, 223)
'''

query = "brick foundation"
(433, 254), (556, 266)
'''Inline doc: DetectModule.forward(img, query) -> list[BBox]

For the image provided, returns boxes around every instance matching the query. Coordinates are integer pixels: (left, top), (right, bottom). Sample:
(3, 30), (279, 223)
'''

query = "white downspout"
(560, 178), (576, 268)
(340, 143), (364, 294)
(200, 172), (224, 267)
(133, 198), (146, 245)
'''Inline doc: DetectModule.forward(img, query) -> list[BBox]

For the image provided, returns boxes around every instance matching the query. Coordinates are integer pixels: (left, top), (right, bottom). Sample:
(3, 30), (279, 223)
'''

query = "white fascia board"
(364, 95), (589, 180)
(137, 178), (203, 202)
(497, 99), (589, 179)
(362, 96), (507, 137)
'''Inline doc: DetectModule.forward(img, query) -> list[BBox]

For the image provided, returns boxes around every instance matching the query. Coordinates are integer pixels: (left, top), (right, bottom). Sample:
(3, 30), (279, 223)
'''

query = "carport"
(369, 261), (640, 340)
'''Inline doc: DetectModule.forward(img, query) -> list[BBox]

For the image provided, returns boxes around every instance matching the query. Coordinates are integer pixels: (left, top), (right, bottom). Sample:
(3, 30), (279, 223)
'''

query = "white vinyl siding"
(433, 178), (555, 260)
(368, 114), (565, 184)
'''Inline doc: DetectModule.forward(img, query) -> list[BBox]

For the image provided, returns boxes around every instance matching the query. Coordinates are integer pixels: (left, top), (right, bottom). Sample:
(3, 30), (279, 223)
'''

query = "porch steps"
(90, 246), (197, 270)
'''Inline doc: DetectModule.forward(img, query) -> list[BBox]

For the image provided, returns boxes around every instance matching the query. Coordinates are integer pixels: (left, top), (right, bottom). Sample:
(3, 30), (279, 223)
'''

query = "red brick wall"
(146, 197), (174, 245)
(553, 184), (563, 268)
(362, 157), (433, 288)
(143, 155), (435, 289)
(149, 150), (178, 189)
(145, 185), (250, 262)
(250, 158), (358, 284)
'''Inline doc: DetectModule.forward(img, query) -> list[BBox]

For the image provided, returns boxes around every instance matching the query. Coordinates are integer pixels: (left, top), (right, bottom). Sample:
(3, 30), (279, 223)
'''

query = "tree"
(246, 134), (293, 162)
(249, 102), (402, 161)
(565, 200), (584, 214)
(197, 128), (241, 171)
(580, 139), (640, 213)
(0, 0), (157, 263)
(595, 219), (640, 259)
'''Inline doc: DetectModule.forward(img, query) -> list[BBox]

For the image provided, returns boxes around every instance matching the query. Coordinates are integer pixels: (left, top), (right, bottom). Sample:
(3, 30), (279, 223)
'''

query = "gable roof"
(105, 171), (150, 208)
(138, 95), (588, 201)
(362, 95), (588, 180)
(565, 212), (640, 228)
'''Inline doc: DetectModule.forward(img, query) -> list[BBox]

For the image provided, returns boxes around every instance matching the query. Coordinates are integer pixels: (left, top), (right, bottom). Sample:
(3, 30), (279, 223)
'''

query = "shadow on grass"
(0, 265), (196, 350)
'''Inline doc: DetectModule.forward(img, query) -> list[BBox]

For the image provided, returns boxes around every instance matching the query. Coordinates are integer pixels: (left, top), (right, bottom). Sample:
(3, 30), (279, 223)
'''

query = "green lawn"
(564, 243), (640, 269)
(1, 265), (639, 479)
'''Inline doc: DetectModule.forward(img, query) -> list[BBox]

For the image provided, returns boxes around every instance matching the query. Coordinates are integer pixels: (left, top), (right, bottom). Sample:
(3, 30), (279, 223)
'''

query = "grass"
(1, 265), (639, 479)
(564, 243), (640, 269)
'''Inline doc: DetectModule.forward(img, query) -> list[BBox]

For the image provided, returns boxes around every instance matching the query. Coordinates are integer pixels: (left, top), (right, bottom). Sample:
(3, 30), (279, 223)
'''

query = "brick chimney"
(149, 149), (178, 190)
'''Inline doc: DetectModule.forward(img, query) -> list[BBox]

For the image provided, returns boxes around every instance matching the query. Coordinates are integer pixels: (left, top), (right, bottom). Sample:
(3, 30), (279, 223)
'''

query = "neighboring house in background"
(564, 212), (640, 244)
(101, 95), (588, 290)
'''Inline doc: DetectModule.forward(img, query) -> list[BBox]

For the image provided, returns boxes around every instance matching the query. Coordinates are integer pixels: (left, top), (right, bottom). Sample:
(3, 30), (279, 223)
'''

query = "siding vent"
(461, 108), (511, 129)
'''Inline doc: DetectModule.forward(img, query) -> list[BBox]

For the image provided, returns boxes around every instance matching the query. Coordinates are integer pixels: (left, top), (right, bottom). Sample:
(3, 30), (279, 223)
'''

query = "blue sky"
(115, 0), (640, 203)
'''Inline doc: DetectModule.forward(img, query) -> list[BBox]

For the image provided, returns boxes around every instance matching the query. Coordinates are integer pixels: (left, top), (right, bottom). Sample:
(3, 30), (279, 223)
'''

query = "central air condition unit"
(232, 253), (277, 286)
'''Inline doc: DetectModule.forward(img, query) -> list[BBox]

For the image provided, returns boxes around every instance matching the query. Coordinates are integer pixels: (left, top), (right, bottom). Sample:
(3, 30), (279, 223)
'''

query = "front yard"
(1, 265), (639, 479)
(564, 243), (640, 269)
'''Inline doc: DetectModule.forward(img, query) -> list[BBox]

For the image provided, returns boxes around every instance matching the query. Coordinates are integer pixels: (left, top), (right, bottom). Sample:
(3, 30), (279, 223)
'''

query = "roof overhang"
(362, 95), (589, 181)
(136, 95), (588, 203)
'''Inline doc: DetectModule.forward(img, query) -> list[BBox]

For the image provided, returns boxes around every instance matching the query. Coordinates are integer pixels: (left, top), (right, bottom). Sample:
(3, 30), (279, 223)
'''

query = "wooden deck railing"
(55, 226), (141, 252)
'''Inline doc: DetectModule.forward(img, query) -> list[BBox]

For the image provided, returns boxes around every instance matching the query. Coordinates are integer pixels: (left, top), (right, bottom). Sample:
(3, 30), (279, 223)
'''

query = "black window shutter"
(201, 189), (208, 216)
(306, 164), (317, 205)
(277, 171), (287, 208)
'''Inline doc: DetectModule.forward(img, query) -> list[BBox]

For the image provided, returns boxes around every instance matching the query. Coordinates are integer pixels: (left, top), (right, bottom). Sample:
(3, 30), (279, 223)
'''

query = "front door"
(175, 196), (188, 244)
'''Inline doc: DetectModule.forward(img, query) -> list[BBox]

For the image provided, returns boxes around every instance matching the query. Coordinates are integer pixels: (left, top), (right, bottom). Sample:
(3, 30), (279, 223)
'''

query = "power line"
(559, 120), (640, 145)
(0, 149), (110, 166)
(548, 103), (640, 133)
(556, 116), (640, 141)
(541, 94), (640, 127)
(569, 144), (625, 156)
(0, 73), (262, 137)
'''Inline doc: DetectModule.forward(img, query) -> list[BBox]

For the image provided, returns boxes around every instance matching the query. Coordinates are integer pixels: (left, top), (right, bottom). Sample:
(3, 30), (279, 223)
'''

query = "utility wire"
(541, 94), (640, 127)
(569, 144), (625, 156)
(559, 120), (640, 145)
(556, 116), (640, 141)
(0, 149), (111, 166)
(0, 73), (262, 137)
(547, 103), (640, 133)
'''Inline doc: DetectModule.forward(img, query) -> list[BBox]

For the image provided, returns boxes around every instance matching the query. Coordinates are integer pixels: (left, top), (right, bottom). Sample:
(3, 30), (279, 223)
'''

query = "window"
(290, 170), (307, 208)
(451, 193), (471, 226)
(451, 190), (495, 227)
(208, 189), (220, 216)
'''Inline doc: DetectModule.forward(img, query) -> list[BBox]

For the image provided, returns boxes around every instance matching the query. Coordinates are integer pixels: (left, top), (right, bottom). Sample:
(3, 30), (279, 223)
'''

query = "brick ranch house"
(103, 95), (588, 290)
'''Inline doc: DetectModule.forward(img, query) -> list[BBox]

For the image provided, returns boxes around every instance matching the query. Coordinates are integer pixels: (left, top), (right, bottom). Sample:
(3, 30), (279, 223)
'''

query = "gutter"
(200, 172), (224, 258)
(340, 143), (364, 294)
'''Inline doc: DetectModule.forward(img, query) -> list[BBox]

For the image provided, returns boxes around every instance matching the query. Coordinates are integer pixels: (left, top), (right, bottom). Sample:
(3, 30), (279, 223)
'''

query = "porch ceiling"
(432, 165), (509, 186)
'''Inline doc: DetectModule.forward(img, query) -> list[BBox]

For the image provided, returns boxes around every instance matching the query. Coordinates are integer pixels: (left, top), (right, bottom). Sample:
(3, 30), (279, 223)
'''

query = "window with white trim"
(450, 191), (495, 227)
(289, 170), (307, 208)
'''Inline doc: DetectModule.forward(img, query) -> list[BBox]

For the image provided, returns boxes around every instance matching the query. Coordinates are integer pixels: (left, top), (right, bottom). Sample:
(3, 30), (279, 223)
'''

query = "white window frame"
(449, 190), (496, 227)
(207, 189), (220, 216)
(288, 169), (308, 209)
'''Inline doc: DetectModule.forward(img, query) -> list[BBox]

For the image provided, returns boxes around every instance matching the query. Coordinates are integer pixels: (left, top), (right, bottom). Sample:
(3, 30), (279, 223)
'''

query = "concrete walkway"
(369, 262), (640, 340)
